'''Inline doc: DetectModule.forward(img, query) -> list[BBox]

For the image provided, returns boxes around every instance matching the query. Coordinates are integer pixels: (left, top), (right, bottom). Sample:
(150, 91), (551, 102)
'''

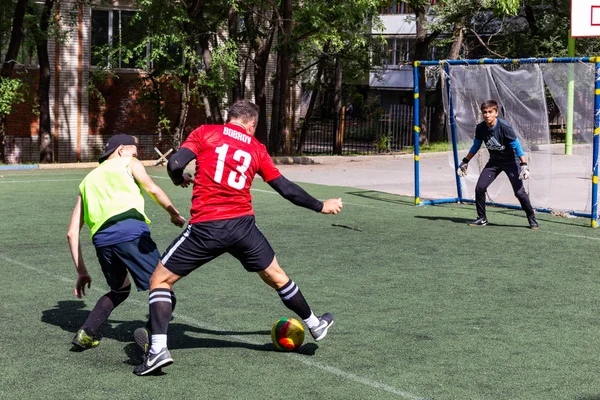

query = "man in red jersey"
(134, 100), (343, 375)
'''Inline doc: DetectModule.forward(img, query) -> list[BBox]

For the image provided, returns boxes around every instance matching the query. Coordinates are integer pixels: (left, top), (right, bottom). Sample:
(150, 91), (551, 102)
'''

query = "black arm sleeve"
(267, 176), (323, 212)
(167, 148), (196, 185)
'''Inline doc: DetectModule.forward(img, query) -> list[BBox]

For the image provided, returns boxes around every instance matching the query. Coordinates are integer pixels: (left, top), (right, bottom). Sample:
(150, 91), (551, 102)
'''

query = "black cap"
(99, 134), (138, 163)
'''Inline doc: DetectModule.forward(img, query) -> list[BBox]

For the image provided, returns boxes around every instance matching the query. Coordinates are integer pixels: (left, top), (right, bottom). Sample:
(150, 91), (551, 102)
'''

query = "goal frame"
(412, 57), (600, 227)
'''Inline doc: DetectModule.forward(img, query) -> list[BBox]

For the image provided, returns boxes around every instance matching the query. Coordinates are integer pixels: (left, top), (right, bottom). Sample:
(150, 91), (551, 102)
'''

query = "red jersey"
(181, 123), (282, 223)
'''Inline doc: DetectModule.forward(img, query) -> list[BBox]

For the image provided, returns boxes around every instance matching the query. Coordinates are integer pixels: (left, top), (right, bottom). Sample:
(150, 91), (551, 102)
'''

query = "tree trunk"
(172, 75), (190, 150)
(268, 0), (292, 155)
(269, 50), (282, 153)
(332, 56), (343, 155)
(198, 35), (223, 124)
(253, 28), (274, 145)
(228, 5), (242, 102)
(524, 5), (538, 35)
(0, 0), (29, 163)
(38, 0), (55, 163)
(296, 48), (328, 154)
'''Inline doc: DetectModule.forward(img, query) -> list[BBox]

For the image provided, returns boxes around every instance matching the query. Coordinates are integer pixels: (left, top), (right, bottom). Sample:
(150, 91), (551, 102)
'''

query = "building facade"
(4, 0), (291, 163)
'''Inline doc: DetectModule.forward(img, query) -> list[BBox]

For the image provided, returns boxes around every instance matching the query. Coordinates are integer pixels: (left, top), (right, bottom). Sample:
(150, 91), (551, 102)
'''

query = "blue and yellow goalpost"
(413, 57), (600, 227)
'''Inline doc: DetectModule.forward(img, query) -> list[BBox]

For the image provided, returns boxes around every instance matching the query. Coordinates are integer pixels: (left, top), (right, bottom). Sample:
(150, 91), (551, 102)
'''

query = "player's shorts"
(95, 234), (160, 291)
(161, 215), (275, 276)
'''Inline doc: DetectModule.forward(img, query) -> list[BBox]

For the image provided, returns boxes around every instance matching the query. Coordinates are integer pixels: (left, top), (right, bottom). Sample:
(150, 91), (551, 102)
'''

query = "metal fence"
(3, 104), (571, 163)
(295, 105), (432, 155)
(3, 133), (173, 164)
(296, 104), (570, 155)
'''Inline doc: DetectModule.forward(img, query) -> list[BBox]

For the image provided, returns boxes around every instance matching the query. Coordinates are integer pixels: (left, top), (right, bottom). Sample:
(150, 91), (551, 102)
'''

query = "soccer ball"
(271, 317), (305, 351)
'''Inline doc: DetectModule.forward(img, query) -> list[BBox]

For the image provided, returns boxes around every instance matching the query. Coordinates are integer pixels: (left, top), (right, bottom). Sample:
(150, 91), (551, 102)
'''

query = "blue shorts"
(95, 234), (160, 291)
(161, 215), (275, 276)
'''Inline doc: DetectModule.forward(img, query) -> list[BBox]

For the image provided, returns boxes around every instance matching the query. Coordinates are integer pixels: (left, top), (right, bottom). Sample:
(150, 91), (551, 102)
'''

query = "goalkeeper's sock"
(276, 280), (312, 320)
(148, 288), (172, 353)
(82, 285), (131, 336)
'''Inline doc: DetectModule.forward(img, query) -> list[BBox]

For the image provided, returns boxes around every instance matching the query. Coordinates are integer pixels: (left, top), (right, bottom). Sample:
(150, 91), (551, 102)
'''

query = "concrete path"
(276, 144), (595, 215)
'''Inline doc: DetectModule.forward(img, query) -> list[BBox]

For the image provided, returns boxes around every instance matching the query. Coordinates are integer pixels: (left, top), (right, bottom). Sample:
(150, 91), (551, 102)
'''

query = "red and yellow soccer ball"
(271, 317), (305, 351)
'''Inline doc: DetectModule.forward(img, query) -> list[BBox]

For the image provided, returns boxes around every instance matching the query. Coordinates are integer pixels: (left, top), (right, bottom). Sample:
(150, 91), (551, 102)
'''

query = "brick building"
(4, 0), (291, 163)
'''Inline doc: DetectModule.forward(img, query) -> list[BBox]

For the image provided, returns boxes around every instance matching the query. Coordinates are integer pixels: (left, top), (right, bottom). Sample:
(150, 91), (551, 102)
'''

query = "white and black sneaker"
(468, 217), (488, 227)
(310, 313), (334, 341)
(133, 348), (173, 376)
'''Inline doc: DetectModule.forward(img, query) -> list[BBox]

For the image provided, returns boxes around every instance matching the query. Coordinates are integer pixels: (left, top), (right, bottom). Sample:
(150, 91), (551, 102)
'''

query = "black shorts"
(95, 234), (160, 291)
(161, 215), (275, 276)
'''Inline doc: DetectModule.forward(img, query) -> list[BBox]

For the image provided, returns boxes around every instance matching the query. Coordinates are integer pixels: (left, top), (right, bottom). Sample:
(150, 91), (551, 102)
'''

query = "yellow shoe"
(72, 328), (100, 349)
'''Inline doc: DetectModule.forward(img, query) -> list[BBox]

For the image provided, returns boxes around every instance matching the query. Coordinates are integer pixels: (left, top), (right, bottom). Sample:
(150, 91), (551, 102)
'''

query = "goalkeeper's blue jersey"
(474, 118), (520, 162)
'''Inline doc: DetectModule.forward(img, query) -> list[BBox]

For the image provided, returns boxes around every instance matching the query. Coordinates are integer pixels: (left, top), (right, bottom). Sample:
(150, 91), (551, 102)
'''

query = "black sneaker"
(133, 347), (173, 376)
(468, 218), (488, 227)
(528, 214), (539, 230)
(309, 313), (334, 341)
(134, 327), (150, 354)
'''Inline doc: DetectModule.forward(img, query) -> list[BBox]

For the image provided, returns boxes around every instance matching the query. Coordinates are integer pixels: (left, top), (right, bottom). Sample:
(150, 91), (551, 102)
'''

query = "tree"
(405, 0), (521, 144)
(0, 0), (28, 163)
(96, 0), (238, 149)
(239, 0), (276, 145)
(291, 0), (385, 154)
(268, 0), (293, 154)
(32, 0), (55, 163)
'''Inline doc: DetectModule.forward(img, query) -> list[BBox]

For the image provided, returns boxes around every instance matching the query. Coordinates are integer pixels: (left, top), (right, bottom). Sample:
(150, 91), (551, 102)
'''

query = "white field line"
(0, 178), (82, 184)
(0, 252), (425, 400)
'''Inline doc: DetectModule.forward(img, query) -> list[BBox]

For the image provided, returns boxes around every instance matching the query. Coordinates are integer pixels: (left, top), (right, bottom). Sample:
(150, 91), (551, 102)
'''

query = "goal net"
(414, 58), (598, 225)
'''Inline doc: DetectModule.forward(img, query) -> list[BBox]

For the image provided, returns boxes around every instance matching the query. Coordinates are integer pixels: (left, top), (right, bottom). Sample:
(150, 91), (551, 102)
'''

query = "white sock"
(303, 312), (319, 329)
(150, 334), (167, 354)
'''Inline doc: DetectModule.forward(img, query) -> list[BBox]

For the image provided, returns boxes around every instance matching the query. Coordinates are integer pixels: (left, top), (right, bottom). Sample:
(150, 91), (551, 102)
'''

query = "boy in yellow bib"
(67, 134), (185, 349)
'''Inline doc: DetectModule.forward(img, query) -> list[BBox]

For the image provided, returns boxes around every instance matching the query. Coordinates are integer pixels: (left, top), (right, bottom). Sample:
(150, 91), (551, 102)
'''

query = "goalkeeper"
(456, 100), (539, 230)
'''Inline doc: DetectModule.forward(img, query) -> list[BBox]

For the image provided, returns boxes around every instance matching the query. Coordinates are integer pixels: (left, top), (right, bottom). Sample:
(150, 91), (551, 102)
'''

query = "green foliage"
(375, 131), (391, 153)
(87, 68), (118, 105)
(200, 39), (239, 100)
(0, 77), (25, 117)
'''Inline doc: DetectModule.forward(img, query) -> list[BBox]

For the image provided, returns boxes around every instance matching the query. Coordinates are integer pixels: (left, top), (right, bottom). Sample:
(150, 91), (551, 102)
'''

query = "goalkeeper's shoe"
(468, 217), (488, 227)
(528, 214), (539, 230)
(72, 328), (99, 350)
(134, 327), (150, 354)
(133, 348), (173, 376)
(310, 313), (334, 341)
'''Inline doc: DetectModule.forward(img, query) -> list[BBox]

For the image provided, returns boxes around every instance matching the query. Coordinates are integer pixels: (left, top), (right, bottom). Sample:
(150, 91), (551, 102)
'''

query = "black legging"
(475, 160), (535, 219)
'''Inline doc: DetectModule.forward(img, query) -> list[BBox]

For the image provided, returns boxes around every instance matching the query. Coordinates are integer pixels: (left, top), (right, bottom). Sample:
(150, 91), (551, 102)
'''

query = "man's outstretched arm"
(129, 158), (186, 227)
(267, 176), (342, 214)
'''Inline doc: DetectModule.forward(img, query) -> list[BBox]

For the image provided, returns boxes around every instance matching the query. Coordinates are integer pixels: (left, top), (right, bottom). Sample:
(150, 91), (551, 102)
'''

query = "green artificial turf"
(1, 167), (600, 399)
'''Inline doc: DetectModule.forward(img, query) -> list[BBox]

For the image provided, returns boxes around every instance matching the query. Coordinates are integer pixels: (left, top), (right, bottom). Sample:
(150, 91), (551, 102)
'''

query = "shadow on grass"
(414, 215), (472, 224)
(346, 190), (414, 206)
(42, 300), (318, 360)
(414, 215), (538, 229)
(576, 396), (600, 400)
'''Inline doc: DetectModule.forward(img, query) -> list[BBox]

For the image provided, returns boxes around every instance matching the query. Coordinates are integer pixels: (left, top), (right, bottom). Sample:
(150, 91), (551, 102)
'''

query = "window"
(384, 38), (415, 65)
(91, 9), (147, 69)
(381, 1), (438, 15)
(381, 2), (412, 15)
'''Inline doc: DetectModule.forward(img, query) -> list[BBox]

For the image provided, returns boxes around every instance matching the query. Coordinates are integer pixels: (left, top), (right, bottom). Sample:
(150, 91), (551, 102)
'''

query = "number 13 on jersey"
(214, 144), (252, 189)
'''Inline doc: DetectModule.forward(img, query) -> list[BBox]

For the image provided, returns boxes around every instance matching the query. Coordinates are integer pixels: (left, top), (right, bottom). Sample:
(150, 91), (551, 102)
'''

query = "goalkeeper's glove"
(519, 162), (530, 180)
(457, 158), (469, 177)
